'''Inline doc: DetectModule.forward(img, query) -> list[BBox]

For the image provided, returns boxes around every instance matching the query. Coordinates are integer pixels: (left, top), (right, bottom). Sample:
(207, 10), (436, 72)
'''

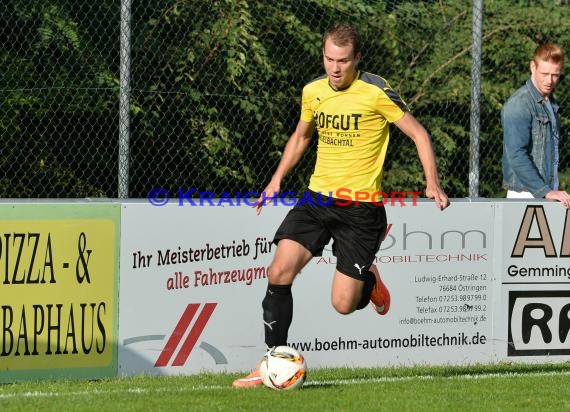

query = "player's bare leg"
(233, 239), (312, 388)
(331, 270), (364, 314)
(331, 264), (390, 315)
(266, 239), (313, 285)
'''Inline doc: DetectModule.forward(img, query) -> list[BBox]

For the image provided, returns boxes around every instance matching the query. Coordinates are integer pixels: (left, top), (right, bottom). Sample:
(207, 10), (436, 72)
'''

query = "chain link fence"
(2, 0), (570, 199)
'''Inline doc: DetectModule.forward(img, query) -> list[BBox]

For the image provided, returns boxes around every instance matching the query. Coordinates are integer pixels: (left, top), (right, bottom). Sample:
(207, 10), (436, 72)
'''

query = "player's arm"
(255, 119), (314, 214)
(394, 111), (449, 210)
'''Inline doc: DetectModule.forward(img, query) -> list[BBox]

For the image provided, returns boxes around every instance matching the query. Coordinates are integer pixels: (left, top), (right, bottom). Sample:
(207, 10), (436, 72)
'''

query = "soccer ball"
(259, 346), (307, 390)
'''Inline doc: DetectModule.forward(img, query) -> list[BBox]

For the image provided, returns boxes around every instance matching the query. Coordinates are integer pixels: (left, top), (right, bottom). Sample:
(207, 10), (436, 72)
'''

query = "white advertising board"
(118, 199), (496, 376)
(290, 200), (494, 368)
(494, 201), (570, 362)
(118, 201), (285, 375)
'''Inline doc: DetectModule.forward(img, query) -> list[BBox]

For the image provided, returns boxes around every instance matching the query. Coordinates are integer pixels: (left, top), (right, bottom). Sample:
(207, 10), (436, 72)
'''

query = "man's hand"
(426, 186), (450, 210)
(545, 190), (570, 208)
(253, 181), (281, 215)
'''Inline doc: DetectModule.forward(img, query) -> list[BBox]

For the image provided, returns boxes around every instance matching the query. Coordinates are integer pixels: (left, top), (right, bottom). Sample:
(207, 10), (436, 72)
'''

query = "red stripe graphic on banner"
(172, 302), (217, 366)
(154, 303), (199, 367)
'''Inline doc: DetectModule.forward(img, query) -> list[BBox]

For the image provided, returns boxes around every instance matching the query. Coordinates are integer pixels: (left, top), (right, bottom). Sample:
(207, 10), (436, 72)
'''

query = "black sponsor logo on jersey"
(314, 112), (362, 130)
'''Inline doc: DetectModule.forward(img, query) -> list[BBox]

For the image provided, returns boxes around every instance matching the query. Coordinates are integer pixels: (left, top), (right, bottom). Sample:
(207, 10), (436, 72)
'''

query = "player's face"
(322, 38), (361, 91)
(530, 59), (564, 98)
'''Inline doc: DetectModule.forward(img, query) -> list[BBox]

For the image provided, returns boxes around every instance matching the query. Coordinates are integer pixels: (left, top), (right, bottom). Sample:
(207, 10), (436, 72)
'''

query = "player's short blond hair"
(322, 23), (361, 56)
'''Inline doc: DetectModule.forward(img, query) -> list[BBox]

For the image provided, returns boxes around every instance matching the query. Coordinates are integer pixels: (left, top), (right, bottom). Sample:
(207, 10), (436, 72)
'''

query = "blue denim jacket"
(501, 79), (560, 198)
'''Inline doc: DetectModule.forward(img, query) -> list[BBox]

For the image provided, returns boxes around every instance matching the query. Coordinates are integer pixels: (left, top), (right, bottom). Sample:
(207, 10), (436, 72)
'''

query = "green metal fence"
(2, 0), (570, 199)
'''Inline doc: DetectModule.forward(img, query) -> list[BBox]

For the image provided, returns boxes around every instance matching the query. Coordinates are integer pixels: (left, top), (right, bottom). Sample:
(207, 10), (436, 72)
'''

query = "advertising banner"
(119, 201), (283, 375)
(119, 199), (495, 375)
(495, 202), (570, 361)
(0, 203), (120, 381)
(292, 200), (494, 368)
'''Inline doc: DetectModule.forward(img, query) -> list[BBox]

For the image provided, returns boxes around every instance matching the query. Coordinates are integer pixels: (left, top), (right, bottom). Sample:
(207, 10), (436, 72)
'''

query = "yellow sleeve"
(300, 85), (316, 123)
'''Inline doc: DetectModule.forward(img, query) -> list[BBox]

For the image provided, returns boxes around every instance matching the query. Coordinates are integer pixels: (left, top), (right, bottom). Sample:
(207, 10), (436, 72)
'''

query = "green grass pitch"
(1, 363), (569, 411)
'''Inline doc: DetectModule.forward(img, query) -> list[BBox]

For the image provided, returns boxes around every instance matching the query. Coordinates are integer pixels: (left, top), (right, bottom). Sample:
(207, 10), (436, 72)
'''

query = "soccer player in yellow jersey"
(233, 22), (449, 387)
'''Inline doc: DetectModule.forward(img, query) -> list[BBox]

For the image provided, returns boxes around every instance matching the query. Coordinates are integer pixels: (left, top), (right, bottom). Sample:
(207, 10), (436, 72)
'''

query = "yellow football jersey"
(301, 71), (408, 201)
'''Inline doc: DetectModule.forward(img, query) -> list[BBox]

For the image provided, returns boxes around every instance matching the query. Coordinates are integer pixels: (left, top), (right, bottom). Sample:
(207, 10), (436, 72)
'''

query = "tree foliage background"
(1, 0), (570, 198)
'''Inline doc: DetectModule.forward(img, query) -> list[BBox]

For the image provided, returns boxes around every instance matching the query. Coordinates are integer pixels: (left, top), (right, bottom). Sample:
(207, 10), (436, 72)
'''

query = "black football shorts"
(273, 190), (387, 279)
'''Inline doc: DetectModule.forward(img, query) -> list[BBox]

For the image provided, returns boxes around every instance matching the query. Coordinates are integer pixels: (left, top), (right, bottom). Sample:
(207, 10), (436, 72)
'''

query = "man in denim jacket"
(502, 43), (570, 208)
